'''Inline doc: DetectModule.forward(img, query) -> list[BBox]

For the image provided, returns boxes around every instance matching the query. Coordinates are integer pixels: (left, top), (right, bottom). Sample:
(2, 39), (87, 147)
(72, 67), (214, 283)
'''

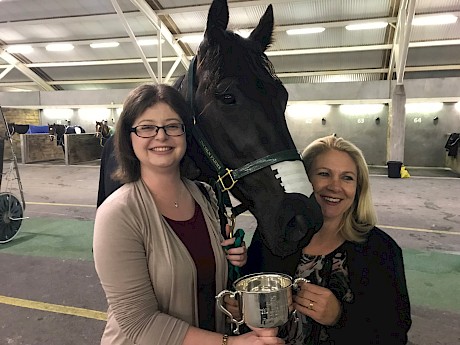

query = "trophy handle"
(215, 290), (244, 334)
(292, 277), (309, 291)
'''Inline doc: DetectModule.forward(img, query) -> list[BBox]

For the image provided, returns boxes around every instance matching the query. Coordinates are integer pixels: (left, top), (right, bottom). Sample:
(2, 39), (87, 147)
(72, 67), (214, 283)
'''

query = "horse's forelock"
(198, 32), (281, 96)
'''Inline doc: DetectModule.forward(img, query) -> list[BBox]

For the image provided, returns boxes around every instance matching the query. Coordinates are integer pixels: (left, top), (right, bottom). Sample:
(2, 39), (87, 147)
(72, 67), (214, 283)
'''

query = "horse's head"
(96, 121), (110, 138)
(48, 124), (56, 141)
(182, 0), (323, 258)
(6, 123), (15, 136)
(95, 121), (102, 138)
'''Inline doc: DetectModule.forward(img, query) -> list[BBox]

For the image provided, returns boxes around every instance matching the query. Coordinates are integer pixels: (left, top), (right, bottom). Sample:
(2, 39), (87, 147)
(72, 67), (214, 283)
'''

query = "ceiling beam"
(0, 49), (54, 91)
(392, 0), (416, 85)
(130, 0), (189, 70)
(111, 0), (159, 83)
(0, 65), (14, 80)
(2, 64), (459, 89)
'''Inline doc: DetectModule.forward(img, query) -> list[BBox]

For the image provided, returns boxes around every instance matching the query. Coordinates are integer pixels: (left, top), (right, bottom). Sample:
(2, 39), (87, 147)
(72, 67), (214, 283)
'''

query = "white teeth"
(324, 196), (340, 202)
(151, 147), (171, 152)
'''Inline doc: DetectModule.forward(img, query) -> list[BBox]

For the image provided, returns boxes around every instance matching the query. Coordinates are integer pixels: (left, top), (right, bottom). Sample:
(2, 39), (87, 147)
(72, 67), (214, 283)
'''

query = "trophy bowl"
(216, 273), (308, 333)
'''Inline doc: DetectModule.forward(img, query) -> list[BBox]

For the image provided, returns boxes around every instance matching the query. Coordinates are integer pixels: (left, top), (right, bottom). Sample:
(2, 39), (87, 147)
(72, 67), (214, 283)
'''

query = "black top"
(246, 227), (412, 344)
(97, 135), (122, 208)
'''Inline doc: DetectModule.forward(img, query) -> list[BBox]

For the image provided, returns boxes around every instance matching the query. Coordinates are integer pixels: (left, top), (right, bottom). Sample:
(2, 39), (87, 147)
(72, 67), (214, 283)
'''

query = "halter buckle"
(218, 168), (238, 192)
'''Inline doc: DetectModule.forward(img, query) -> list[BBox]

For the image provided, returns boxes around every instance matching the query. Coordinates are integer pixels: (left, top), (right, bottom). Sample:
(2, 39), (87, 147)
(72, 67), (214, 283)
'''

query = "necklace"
(151, 183), (185, 208)
(173, 184), (185, 208)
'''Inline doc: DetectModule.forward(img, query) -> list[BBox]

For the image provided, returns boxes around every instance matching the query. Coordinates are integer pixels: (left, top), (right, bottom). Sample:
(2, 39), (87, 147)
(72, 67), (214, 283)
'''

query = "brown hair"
(113, 84), (193, 183)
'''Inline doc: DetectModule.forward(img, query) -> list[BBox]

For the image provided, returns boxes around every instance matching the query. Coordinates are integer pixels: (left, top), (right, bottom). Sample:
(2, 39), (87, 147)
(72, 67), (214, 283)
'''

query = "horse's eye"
(217, 93), (236, 105)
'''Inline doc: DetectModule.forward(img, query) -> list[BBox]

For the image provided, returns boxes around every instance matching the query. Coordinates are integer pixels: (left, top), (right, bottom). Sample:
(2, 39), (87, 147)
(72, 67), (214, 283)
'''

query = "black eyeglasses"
(130, 123), (185, 138)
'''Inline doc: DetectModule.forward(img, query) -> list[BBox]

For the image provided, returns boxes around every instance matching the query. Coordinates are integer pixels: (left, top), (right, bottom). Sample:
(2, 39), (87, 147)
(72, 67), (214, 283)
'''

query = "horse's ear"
(249, 4), (274, 51)
(205, 0), (229, 43)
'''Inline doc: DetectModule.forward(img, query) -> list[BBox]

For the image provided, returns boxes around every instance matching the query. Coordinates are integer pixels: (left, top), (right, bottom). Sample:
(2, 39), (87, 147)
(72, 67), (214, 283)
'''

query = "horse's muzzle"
(261, 193), (323, 257)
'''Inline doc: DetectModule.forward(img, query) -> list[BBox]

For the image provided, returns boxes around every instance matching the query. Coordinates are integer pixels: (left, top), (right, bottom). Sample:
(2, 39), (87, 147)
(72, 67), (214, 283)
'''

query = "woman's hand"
(221, 225), (247, 267)
(293, 282), (342, 326)
(230, 326), (285, 344)
(223, 295), (242, 321)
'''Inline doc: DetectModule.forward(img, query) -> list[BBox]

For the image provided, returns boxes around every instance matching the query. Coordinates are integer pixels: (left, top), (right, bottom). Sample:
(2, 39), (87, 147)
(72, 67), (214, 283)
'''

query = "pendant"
(174, 202), (178, 208)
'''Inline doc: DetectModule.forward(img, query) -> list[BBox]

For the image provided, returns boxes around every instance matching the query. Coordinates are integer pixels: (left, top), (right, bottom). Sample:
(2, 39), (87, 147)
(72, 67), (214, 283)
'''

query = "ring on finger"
(308, 301), (314, 310)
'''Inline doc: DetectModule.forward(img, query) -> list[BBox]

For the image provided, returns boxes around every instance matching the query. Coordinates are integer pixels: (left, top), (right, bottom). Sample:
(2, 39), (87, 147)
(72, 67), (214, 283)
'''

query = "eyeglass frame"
(130, 123), (186, 138)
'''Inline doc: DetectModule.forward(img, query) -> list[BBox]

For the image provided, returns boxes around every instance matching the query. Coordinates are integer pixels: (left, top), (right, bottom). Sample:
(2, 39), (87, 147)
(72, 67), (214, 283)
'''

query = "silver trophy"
(216, 273), (308, 334)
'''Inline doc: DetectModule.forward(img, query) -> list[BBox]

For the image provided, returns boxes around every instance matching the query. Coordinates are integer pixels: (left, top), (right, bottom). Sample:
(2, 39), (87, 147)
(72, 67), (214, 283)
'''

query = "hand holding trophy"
(216, 273), (308, 334)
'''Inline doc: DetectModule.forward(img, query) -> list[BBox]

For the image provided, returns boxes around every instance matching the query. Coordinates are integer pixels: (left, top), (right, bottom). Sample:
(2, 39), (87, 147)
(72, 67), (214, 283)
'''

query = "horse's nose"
(269, 193), (323, 256)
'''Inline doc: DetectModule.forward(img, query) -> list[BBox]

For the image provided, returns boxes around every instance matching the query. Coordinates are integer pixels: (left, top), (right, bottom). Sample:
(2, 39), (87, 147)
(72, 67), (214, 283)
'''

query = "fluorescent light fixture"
(455, 102), (460, 112)
(413, 14), (457, 26)
(340, 104), (385, 115)
(179, 34), (204, 44)
(286, 27), (325, 35)
(46, 43), (74, 52)
(6, 45), (34, 54)
(137, 39), (165, 46)
(42, 108), (73, 119)
(287, 104), (331, 118)
(90, 42), (120, 48)
(405, 102), (443, 113)
(345, 22), (388, 31)
(78, 107), (110, 120)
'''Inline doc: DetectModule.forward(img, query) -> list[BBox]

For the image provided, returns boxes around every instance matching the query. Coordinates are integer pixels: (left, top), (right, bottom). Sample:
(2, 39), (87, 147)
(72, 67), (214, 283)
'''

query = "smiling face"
(131, 102), (186, 175)
(309, 149), (357, 226)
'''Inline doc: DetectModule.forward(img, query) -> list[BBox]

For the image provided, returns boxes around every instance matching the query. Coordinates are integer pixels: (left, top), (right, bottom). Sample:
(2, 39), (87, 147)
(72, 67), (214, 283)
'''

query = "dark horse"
(95, 120), (113, 147)
(98, 0), (323, 274)
(7, 124), (49, 135)
(48, 123), (86, 153)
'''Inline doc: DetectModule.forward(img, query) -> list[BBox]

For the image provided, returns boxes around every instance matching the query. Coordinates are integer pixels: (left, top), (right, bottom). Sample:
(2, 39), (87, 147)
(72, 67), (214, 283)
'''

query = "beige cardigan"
(93, 178), (228, 345)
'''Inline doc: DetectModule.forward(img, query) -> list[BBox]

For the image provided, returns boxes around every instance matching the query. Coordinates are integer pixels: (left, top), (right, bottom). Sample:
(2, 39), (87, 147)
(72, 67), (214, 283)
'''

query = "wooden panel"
(65, 134), (103, 165)
(3, 135), (22, 161)
(21, 134), (64, 163)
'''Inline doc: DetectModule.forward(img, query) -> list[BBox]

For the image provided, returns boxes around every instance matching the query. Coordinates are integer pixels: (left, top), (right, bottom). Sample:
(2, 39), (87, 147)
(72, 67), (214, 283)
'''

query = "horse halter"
(185, 57), (305, 219)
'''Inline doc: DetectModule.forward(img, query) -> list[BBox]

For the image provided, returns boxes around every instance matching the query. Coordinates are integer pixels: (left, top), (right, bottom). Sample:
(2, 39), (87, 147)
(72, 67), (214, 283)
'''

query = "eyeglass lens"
(133, 124), (184, 138)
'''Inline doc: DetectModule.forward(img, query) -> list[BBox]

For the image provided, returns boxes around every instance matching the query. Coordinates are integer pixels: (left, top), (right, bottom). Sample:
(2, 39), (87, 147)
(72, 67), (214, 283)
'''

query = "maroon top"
(165, 202), (217, 331)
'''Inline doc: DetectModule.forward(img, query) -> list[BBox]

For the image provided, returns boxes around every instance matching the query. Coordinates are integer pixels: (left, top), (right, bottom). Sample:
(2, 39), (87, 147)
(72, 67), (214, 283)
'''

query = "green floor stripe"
(0, 217), (94, 261)
(403, 248), (460, 313)
(1, 218), (459, 314)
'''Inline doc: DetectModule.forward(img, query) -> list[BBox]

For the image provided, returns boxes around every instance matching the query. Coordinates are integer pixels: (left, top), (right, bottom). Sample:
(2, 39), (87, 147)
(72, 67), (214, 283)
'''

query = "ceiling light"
(287, 104), (331, 118)
(405, 103), (443, 113)
(455, 102), (460, 112)
(6, 45), (34, 54)
(345, 22), (388, 31)
(179, 35), (204, 44)
(137, 39), (165, 46)
(90, 42), (120, 48)
(413, 14), (457, 26)
(286, 27), (325, 35)
(46, 43), (74, 52)
(339, 104), (385, 115)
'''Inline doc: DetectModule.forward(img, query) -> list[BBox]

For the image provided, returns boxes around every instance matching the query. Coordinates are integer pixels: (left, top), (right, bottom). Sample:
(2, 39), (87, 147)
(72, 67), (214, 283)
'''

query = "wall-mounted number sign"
(357, 118), (365, 123)
(413, 117), (422, 123)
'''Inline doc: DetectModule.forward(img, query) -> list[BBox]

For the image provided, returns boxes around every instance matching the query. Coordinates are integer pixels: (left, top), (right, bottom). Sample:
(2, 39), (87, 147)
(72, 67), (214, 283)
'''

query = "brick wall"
(1, 108), (40, 161)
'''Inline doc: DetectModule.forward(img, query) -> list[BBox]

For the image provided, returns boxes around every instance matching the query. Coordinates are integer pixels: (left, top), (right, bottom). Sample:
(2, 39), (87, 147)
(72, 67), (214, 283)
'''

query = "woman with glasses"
(93, 84), (284, 345)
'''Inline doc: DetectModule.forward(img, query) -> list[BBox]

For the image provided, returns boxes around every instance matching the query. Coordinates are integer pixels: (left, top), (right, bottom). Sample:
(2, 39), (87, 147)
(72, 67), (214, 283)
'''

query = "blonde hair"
(301, 135), (377, 242)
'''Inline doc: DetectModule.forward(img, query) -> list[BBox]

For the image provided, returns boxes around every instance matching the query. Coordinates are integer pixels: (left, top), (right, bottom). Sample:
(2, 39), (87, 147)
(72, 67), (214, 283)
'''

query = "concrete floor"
(0, 161), (459, 345)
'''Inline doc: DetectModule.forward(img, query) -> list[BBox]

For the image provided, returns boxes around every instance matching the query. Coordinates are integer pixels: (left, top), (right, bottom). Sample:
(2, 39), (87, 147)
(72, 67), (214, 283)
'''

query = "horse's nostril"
(285, 215), (312, 242)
